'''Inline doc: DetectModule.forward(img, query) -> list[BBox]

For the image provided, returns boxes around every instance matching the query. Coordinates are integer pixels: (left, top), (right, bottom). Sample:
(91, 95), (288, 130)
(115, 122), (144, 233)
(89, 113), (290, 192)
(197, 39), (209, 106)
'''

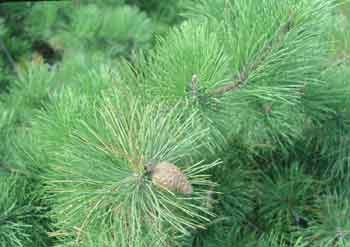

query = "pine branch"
(208, 13), (294, 97)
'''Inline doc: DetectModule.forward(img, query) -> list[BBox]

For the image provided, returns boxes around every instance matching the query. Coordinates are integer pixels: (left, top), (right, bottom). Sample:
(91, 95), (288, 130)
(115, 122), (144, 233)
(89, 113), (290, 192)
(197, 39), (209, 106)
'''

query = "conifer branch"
(209, 14), (294, 97)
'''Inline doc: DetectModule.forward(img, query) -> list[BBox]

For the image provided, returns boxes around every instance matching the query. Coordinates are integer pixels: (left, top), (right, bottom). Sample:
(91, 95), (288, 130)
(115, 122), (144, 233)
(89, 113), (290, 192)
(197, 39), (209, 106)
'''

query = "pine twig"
(0, 37), (21, 78)
(324, 54), (350, 71)
(209, 14), (294, 97)
(0, 164), (11, 176)
(190, 74), (199, 100)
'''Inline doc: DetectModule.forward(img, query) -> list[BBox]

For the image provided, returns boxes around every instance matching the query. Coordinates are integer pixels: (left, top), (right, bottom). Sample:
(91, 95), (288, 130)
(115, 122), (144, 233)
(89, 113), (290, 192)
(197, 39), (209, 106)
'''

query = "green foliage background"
(1, 0), (350, 246)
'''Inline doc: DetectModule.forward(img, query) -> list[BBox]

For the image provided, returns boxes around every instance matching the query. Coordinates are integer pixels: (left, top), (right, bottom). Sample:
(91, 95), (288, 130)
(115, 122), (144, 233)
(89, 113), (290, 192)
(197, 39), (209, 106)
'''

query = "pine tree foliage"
(0, 3), (33, 62)
(137, 0), (337, 151)
(1, 64), (54, 125)
(296, 64), (350, 191)
(1, 0), (350, 246)
(0, 2), (162, 246)
(0, 175), (32, 247)
(258, 163), (318, 233)
(18, 86), (219, 246)
(0, 175), (49, 247)
(24, 2), (71, 42)
(0, 19), (12, 92)
(304, 193), (350, 246)
(66, 4), (153, 57)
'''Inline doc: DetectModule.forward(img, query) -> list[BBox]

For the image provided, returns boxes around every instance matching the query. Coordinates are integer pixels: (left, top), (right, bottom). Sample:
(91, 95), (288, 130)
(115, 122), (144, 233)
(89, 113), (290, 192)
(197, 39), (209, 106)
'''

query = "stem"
(190, 74), (199, 100)
(0, 163), (31, 177)
(0, 37), (21, 78)
(0, 165), (11, 176)
(209, 14), (294, 97)
(208, 70), (248, 96)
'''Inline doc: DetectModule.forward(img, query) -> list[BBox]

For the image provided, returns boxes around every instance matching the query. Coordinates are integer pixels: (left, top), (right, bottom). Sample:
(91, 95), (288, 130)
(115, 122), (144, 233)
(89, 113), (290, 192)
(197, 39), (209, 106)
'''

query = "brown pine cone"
(150, 161), (193, 195)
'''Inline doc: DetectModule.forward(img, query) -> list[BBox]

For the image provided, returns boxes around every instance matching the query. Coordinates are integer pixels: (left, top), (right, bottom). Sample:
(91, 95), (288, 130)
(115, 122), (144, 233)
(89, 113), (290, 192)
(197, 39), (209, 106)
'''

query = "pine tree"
(1, 0), (350, 246)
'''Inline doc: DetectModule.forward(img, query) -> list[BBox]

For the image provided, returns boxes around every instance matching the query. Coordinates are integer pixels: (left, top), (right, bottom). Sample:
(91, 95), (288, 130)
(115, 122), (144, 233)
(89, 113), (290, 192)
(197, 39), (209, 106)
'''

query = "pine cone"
(150, 161), (193, 195)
